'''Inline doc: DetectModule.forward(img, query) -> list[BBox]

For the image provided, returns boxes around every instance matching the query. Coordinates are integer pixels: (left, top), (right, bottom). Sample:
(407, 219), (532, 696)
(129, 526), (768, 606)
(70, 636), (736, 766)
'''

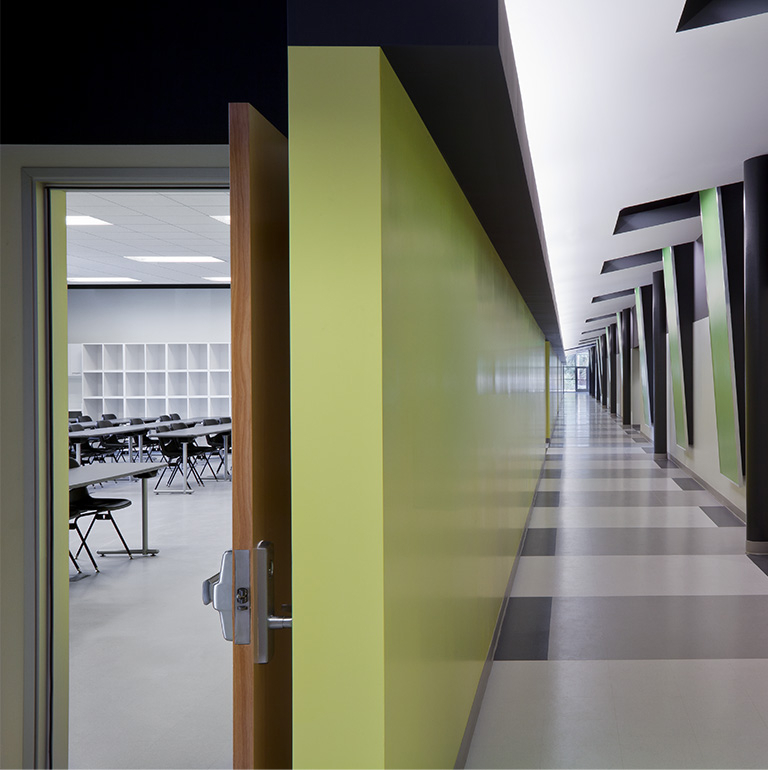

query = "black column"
(621, 308), (631, 425)
(589, 347), (596, 398)
(745, 155), (768, 552)
(608, 323), (618, 416)
(652, 270), (667, 454)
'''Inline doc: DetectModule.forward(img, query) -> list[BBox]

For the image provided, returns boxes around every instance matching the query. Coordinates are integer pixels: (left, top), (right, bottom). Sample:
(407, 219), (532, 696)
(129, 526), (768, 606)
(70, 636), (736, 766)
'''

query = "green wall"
(700, 187), (743, 483)
(289, 46), (546, 768)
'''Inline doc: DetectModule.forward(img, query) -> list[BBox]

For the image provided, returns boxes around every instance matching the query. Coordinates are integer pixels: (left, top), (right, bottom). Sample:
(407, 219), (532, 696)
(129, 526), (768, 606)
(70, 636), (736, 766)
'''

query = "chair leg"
(73, 516), (100, 572)
(69, 550), (81, 573)
(104, 513), (133, 559)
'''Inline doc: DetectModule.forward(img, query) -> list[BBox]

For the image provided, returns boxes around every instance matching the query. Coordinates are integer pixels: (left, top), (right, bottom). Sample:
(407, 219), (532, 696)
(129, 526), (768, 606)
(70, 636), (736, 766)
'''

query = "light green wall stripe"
(662, 246), (689, 448)
(635, 287), (652, 426)
(289, 46), (386, 768)
(700, 187), (742, 483)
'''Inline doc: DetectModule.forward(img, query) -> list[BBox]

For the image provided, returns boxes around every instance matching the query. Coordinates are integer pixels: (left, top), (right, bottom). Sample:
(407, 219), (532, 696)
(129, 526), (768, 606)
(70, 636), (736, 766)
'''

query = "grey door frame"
(0, 145), (229, 768)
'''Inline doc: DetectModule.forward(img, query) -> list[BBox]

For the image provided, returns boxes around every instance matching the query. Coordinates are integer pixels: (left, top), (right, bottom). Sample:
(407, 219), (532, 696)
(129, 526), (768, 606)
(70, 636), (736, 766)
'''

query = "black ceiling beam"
(677, 0), (768, 31)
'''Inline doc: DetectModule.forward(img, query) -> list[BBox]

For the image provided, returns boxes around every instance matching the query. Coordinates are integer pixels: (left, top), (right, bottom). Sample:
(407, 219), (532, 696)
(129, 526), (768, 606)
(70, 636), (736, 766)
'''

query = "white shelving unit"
(76, 342), (231, 420)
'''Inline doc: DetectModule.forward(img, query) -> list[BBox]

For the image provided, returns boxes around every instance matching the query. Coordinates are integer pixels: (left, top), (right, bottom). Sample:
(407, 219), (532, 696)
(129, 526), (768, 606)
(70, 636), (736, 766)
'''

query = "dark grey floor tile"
(655, 457), (679, 468)
(557, 468), (671, 479)
(548, 595), (768, 660)
(533, 491), (560, 507)
(494, 597), (552, 660)
(633, 437), (650, 443)
(541, 468), (562, 479)
(521, 528), (557, 556)
(557, 490), (703, 507)
(673, 477), (704, 491)
(545, 454), (563, 461)
(553, 527), (746, 555)
(749, 555), (768, 578)
(700, 505), (746, 527)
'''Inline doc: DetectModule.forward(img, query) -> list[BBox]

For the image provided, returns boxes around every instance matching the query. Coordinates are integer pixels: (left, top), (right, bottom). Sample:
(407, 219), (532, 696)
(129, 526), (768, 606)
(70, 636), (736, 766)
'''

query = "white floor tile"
(509, 555), (768, 597)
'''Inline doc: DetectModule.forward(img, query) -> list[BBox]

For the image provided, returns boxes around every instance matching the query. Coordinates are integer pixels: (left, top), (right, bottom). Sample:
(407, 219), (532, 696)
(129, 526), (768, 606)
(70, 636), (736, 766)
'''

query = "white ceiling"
(504, 0), (768, 351)
(66, 190), (230, 285)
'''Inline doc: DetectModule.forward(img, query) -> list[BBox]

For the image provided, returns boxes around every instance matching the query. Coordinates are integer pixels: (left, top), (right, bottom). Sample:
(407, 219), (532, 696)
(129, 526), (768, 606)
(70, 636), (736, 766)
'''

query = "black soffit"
(585, 313), (617, 323)
(601, 250), (663, 274)
(288, 0), (564, 358)
(677, 0), (768, 30)
(592, 289), (636, 303)
(613, 192), (700, 235)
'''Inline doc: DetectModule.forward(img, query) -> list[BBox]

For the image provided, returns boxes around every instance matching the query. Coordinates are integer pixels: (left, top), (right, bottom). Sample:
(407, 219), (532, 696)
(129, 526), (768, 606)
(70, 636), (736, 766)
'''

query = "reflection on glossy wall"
(380, 52), (546, 768)
(289, 47), (546, 768)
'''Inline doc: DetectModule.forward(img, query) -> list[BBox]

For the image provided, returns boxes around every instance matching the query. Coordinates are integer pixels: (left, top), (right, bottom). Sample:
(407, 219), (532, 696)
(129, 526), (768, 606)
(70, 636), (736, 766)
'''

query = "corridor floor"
(466, 392), (768, 769)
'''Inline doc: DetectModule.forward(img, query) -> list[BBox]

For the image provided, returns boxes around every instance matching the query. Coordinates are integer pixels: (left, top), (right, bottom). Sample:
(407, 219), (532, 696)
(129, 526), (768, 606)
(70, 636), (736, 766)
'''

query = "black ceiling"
(1, 0), (563, 356)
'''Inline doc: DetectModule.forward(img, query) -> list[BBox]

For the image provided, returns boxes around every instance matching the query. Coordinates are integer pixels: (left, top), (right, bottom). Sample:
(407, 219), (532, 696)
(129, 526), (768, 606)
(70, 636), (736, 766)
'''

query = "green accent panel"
(290, 47), (546, 768)
(662, 247), (689, 448)
(290, 46), (386, 768)
(700, 187), (742, 482)
(635, 287), (652, 426)
(50, 190), (70, 765)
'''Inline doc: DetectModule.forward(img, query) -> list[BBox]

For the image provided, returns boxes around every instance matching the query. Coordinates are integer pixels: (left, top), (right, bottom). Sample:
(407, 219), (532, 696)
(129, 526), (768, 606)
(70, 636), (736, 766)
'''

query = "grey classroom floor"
(466, 391), (768, 769)
(69, 471), (232, 770)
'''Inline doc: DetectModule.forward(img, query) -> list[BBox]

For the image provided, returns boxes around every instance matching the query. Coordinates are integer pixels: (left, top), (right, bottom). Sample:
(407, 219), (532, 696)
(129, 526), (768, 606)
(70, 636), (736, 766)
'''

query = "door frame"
(0, 147), (229, 768)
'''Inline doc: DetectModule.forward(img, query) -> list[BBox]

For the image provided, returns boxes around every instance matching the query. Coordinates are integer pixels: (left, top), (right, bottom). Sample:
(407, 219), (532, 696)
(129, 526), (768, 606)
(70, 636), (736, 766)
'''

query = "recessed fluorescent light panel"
(125, 256), (224, 263)
(66, 216), (113, 226)
(68, 277), (141, 283)
(203, 276), (231, 282)
(210, 215), (231, 224)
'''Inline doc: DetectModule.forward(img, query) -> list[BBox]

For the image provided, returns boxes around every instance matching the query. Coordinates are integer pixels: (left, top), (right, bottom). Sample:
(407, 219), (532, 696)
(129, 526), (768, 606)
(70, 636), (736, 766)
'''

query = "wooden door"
(229, 102), (292, 769)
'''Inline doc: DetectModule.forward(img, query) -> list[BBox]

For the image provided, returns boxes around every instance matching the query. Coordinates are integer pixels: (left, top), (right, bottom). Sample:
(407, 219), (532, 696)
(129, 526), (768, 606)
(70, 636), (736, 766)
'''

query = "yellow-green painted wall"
(290, 47), (547, 768)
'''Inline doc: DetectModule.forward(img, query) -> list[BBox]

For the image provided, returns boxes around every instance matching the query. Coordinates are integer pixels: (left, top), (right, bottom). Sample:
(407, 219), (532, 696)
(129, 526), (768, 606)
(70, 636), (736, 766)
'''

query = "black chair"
(153, 426), (207, 489)
(77, 415), (93, 423)
(158, 415), (171, 422)
(101, 413), (117, 421)
(95, 419), (129, 462)
(69, 423), (109, 464)
(169, 413), (181, 420)
(69, 458), (133, 571)
(129, 418), (150, 460)
(202, 418), (230, 478)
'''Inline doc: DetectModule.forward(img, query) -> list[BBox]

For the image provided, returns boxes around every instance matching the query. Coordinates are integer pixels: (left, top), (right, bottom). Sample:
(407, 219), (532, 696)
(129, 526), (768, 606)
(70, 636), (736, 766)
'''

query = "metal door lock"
(202, 550), (250, 644)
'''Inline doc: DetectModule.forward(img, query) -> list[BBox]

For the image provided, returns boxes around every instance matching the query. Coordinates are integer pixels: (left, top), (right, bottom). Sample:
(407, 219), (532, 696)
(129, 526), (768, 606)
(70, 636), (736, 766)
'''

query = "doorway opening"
(64, 189), (233, 769)
(564, 350), (590, 392)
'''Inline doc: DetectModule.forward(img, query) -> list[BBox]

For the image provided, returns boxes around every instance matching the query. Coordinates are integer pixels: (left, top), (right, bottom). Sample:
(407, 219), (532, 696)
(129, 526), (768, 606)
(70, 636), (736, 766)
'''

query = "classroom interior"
(66, 189), (233, 768)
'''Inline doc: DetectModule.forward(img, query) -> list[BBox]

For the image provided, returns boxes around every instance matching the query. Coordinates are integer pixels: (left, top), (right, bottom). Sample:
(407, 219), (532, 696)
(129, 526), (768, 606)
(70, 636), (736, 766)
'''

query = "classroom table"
(149, 423), (232, 494)
(69, 461), (167, 556)
(68, 417), (227, 462)
(69, 421), (162, 463)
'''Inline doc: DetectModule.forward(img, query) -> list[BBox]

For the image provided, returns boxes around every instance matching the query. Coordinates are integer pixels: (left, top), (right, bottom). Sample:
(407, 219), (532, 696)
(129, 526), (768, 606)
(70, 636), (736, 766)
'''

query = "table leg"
(97, 475), (159, 556)
(224, 433), (231, 480)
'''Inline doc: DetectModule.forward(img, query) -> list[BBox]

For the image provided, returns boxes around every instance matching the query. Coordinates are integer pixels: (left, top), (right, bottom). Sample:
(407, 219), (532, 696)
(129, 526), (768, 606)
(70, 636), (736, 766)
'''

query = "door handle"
(202, 550), (250, 644)
(255, 540), (292, 664)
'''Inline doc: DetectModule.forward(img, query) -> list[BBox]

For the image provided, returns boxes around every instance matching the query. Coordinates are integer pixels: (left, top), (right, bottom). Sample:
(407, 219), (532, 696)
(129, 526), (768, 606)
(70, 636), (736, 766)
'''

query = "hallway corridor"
(466, 392), (768, 769)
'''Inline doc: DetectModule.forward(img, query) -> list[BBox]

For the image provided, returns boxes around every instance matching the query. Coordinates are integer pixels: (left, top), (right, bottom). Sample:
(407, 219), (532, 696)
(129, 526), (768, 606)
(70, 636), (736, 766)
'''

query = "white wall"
(68, 287), (230, 344)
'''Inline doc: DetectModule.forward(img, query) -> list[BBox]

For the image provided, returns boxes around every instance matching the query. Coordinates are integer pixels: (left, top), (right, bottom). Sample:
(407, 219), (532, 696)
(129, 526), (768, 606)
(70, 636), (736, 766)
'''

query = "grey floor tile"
(673, 477), (704, 491)
(533, 490), (560, 507)
(548, 595), (768, 660)
(521, 528), (557, 555)
(494, 597), (552, 660)
(553, 527), (747, 555)
(701, 505), (745, 527)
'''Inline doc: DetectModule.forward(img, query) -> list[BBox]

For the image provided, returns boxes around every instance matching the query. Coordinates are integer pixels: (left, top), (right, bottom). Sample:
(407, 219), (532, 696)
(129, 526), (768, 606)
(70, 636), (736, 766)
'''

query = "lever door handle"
(255, 541), (292, 664)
